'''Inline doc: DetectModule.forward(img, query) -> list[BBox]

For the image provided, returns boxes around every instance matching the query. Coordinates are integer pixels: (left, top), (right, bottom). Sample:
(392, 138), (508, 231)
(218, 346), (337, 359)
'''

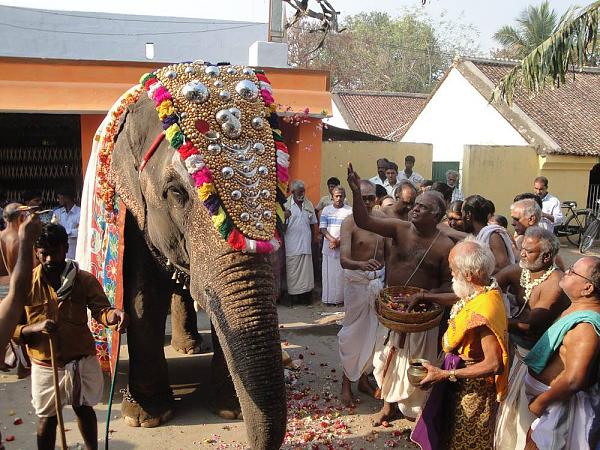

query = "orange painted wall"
(281, 118), (323, 205)
(80, 114), (105, 174)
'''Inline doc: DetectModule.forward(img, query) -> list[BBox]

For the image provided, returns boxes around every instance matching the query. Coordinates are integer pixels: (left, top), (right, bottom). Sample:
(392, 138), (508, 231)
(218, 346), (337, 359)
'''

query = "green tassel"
(219, 218), (233, 239)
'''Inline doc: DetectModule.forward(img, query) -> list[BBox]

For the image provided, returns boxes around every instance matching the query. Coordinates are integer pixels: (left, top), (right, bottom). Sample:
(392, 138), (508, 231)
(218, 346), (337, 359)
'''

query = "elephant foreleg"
(170, 291), (203, 354)
(122, 213), (174, 428)
(210, 323), (243, 420)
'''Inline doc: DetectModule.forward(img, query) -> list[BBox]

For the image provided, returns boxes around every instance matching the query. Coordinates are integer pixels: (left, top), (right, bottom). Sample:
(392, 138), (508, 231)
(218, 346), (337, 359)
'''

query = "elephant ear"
(110, 98), (155, 230)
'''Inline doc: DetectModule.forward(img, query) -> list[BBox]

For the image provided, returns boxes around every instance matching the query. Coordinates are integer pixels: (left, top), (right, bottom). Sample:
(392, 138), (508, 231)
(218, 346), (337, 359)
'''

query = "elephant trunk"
(191, 252), (286, 450)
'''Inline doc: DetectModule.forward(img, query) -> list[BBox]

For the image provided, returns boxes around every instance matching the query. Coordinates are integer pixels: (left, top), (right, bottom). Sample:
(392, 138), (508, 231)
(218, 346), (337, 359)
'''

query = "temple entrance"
(0, 113), (82, 209)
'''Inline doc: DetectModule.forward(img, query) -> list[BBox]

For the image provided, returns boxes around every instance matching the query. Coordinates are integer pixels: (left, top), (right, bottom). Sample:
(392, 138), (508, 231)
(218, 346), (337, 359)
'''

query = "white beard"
(452, 276), (477, 299)
(519, 254), (546, 272)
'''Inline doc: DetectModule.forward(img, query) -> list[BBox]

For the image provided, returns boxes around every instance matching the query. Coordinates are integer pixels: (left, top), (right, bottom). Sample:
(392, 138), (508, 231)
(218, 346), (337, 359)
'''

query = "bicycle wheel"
(580, 219), (600, 253)
(565, 211), (591, 247)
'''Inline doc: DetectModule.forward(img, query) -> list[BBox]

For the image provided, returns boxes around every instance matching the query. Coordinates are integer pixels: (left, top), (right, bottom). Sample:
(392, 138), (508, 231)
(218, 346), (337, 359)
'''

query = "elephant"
(105, 63), (288, 449)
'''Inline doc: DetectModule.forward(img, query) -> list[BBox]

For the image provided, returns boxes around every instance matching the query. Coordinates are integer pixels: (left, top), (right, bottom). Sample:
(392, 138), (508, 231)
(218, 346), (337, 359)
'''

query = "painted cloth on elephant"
(31, 355), (103, 417)
(373, 327), (441, 418)
(320, 204), (352, 305)
(338, 268), (384, 382)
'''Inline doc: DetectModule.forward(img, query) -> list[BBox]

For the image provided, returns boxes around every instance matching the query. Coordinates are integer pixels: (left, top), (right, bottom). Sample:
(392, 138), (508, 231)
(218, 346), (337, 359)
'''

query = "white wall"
(400, 68), (528, 163)
(323, 99), (349, 129)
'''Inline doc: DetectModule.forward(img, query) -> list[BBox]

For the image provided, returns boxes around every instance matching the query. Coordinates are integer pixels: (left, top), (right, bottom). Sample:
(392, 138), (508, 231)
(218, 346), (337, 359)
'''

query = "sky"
(0, 0), (582, 54)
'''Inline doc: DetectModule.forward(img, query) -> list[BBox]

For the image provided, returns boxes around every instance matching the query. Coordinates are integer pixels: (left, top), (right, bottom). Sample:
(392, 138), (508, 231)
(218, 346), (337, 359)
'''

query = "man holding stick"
(13, 223), (127, 450)
(347, 163), (453, 425)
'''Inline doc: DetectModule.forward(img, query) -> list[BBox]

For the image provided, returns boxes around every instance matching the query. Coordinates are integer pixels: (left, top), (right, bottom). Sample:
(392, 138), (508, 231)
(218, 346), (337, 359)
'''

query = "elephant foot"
(211, 397), (243, 421)
(121, 387), (174, 428)
(171, 333), (203, 355)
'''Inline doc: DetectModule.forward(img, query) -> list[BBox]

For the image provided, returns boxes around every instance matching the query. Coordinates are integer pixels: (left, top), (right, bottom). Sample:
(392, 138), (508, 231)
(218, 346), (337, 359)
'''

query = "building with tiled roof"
(326, 91), (428, 141)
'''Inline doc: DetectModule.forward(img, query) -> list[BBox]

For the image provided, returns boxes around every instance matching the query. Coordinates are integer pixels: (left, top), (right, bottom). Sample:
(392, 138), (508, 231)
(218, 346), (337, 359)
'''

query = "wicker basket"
(376, 286), (443, 333)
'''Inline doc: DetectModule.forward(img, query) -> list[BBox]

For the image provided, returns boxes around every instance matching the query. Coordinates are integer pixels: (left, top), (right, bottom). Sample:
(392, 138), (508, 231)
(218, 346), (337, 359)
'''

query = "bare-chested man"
(347, 163), (454, 425)
(494, 226), (569, 449)
(521, 256), (600, 449)
(384, 181), (416, 221)
(0, 203), (26, 371)
(339, 180), (385, 406)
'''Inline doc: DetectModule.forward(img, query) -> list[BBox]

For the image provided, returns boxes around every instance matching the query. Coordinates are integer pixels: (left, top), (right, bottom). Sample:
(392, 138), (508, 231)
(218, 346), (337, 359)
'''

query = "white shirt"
(539, 193), (563, 233)
(52, 205), (81, 260)
(369, 175), (390, 189)
(285, 199), (317, 257)
(319, 204), (352, 257)
(398, 170), (424, 187)
(451, 188), (464, 203)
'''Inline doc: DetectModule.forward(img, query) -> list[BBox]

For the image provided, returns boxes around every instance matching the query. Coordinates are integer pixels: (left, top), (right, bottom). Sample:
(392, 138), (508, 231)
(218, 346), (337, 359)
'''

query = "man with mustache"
(13, 223), (128, 450)
(494, 227), (569, 450)
(347, 163), (454, 426)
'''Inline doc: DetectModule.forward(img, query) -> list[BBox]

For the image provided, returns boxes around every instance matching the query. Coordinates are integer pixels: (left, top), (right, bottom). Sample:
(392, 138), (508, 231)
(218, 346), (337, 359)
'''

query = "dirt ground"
(0, 241), (595, 450)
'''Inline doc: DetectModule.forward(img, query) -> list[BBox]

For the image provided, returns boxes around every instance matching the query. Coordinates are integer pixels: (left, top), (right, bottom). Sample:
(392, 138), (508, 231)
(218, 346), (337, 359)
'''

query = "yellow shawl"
(442, 289), (509, 401)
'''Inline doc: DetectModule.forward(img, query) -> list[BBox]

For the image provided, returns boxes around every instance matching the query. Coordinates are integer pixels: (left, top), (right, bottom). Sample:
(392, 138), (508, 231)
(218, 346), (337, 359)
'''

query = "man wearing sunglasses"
(338, 180), (385, 407)
(521, 256), (600, 450)
(494, 226), (569, 449)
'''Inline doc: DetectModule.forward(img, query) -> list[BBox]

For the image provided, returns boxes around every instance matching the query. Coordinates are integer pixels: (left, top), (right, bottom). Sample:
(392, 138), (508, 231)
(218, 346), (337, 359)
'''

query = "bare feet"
(372, 401), (401, 427)
(357, 374), (376, 397)
(341, 375), (354, 407)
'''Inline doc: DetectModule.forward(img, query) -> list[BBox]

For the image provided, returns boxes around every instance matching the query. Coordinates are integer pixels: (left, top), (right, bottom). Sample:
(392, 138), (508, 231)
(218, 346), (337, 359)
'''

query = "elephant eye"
(165, 185), (188, 207)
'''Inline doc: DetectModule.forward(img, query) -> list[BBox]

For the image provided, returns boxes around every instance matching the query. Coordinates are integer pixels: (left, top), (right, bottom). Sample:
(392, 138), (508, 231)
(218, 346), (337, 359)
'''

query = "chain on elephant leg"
(120, 387), (174, 428)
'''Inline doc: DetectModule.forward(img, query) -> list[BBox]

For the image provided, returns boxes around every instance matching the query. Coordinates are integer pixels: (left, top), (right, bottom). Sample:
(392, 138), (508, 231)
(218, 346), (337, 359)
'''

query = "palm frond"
(491, 0), (600, 105)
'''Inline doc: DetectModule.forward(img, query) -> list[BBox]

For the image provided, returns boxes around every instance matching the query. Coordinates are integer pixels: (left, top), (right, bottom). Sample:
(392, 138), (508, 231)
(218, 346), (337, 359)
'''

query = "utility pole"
(268, 0), (286, 43)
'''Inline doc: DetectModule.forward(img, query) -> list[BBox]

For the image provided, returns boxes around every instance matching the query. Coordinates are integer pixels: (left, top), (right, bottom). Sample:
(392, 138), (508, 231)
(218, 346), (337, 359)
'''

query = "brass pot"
(407, 358), (430, 386)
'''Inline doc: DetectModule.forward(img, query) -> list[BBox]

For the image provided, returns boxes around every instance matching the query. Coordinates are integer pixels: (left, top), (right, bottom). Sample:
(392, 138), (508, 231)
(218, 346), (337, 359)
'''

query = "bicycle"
(554, 200), (592, 247)
(579, 200), (600, 253)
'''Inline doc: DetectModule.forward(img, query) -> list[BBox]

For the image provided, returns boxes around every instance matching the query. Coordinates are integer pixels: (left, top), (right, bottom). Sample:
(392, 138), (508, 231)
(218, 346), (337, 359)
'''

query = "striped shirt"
(319, 204), (352, 257)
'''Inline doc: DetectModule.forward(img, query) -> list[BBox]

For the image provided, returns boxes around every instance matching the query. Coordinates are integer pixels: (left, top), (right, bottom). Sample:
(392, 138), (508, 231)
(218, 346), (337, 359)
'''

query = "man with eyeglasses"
(494, 227), (569, 450)
(519, 256), (600, 449)
(338, 180), (385, 407)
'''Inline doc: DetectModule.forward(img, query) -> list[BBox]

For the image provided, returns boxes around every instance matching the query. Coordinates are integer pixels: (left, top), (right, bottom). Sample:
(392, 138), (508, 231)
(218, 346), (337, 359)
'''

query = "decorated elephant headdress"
(139, 62), (289, 254)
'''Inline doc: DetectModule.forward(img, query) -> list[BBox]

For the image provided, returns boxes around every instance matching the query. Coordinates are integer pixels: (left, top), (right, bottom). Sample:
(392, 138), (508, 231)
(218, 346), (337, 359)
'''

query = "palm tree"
(493, 1), (560, 59)
(492, 0), (600, 105)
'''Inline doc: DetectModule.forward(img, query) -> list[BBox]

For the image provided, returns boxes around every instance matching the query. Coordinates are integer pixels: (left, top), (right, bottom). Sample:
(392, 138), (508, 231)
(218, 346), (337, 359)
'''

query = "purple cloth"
(410, 353), (461, 450)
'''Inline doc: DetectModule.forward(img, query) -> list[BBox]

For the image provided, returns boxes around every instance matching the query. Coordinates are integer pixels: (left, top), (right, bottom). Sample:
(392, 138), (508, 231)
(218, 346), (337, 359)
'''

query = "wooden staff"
(49, 336), (68, 450)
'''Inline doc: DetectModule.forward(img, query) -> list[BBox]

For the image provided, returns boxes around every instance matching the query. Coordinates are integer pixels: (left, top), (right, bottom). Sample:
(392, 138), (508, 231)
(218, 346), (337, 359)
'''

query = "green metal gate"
(431, 161), (460, 183)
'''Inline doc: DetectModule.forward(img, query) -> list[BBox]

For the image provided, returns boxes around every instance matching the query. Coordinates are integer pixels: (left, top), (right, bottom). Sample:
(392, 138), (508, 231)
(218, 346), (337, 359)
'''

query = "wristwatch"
(448, 369), (457, 382)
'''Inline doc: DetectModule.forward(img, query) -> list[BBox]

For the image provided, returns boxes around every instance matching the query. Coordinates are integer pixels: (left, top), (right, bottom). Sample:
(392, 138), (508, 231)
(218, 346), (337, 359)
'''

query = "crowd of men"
(283, 156), (599, 450)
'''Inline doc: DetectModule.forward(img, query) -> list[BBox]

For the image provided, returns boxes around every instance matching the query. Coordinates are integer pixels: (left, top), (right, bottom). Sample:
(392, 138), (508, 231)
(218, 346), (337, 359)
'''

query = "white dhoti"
(495, 345), (533, 450)
(373, 327), (441, 418)
(31, 355), (103, 417)
(321, 253), (344, 305)
(524, 373), (600, 450)
(286, 254), (314, 295)
(338, 268), (384, 381)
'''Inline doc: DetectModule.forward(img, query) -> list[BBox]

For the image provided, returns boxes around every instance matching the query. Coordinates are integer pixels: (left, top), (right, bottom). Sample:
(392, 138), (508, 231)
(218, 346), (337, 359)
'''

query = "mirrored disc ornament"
(222, 167), (234, 179)
(253, 142), (265, 154)
(166, 70), (178, 79)
(227, 67), (237, 75)
(219, 90), (231, 101)
(235, 80), (259, 101)
(240, 212), (250, 222)
(251, 117), (264, 130)
(258, 166), (269, 177)
(260, 189), (270, 199)
(256, 222), (264, 230)
(231, 190), (242, 200)
(184, 66), (196, 75)
(242, 67), (254, 76)
(214, 80), (224, 88)
(205, 66), (220, 77)
(207, 143), (221, 155)
(263, 210), (272, 219)
(205, 130), (220, 141)
(181, 81), (209, 103)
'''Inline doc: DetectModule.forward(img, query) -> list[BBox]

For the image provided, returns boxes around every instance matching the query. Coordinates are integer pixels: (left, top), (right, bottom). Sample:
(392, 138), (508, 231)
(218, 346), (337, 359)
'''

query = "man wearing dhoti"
(338, 180), (385, 406)
(319, 186), (352, 305)
(522, 256), (600, 450)
(494, 227), (569, 450)
(284, 180), (318, 305)
(411, 238), (509, 450)
(347, 163), (454, 425)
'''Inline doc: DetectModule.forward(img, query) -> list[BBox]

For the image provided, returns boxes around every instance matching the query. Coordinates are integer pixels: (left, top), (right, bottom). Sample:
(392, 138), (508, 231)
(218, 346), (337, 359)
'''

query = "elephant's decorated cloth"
(76, 86), (143, 372)
(139, 62), (289, 254)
